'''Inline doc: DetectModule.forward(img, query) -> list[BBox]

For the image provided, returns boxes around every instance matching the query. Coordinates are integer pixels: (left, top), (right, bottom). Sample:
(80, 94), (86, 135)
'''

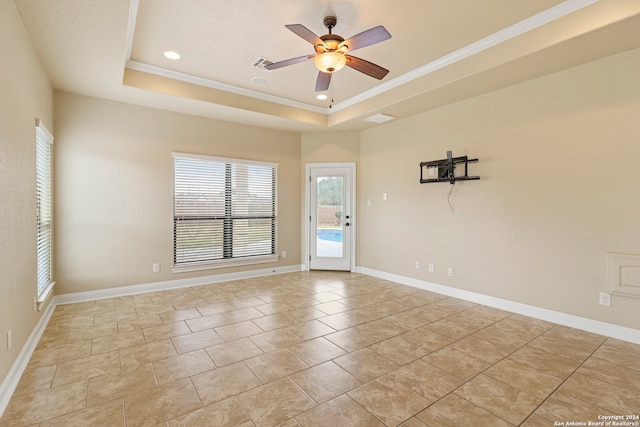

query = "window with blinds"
(36, 119), (54, 302)
(173, 153), (278, 270)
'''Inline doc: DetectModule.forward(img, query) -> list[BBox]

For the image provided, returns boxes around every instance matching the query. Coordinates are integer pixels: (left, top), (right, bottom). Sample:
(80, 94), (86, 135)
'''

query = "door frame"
(304, 162), (356, 272)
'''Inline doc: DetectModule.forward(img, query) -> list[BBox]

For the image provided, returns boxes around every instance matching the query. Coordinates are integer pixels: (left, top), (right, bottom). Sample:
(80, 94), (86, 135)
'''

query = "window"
(173, 152), (278, 271)
(36, 119), (54, 303)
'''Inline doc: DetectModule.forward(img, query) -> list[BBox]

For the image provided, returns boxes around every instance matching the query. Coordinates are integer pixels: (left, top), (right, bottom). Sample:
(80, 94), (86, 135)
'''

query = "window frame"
(36, 119), (55, 305)
(172, 152), (278, 273)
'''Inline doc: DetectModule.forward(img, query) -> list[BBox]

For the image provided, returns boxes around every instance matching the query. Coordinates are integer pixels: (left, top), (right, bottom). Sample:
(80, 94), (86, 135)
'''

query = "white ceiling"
(13, 0), (640, 132)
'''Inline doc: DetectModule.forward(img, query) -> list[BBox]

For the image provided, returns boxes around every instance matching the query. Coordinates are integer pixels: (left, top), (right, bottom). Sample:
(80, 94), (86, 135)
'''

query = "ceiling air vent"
(252, 57), (274, 71)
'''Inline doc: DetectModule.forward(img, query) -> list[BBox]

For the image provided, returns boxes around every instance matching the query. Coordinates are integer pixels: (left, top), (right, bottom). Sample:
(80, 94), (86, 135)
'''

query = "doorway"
(305, 163), (355, 271)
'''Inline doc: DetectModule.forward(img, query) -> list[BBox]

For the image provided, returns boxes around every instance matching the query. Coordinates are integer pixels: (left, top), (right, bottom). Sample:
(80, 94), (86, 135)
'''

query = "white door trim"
(304, 162), (356, 272)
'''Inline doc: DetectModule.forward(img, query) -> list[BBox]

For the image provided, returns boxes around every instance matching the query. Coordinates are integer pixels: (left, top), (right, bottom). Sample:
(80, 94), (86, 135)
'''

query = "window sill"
(172, 255), (279, 274)
(37, 281), (55, 311)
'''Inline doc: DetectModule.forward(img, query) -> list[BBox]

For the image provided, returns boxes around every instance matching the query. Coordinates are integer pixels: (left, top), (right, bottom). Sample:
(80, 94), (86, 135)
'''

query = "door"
(308, 165), (354, 271)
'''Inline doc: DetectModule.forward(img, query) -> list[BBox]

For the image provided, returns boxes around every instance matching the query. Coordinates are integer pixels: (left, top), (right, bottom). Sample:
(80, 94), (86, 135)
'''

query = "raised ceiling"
(13, 0), (640, 132)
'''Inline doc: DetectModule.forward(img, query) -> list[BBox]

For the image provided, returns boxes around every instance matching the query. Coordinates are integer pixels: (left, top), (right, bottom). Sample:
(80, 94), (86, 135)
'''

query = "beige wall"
(359, 48), (640, 330)
(0, 1), (54, 383)
(54, 93), (301, 294)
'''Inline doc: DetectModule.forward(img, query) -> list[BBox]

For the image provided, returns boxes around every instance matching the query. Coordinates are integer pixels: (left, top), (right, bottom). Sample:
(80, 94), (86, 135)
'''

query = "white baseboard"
(0, 300), (56, 417)
(55, 264), (304, 305)
(357, 266), (640, 345)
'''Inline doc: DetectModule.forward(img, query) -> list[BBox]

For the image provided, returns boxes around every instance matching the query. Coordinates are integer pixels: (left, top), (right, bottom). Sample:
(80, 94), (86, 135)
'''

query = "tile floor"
(1, 271), (639, 426)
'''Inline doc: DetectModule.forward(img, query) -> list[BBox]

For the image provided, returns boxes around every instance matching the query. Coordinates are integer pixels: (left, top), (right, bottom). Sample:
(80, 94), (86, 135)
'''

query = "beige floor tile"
(153, 349), (215, 384)
(450, 336), (511, 364)
(117, 314), (162, 333)
(249, 329), (303, 353)
(295, 394), (385, 427)
(171, 329), (224, 354)
(289, 361), (362, 404)
(142, 321), (191, 343)
(237, 378), (316, 427)
(86, 363), (157, 406)
(317, 312), (361, 330)
(382, 359), (463, 401)
(325, 328), (380, 352)
(454, 374), (542, 425)
(507, 345), (579, 379)
(483, 359), (562, 399)
(195, 302), (235, 316)
(125, 378), (202, 427)
(493, 314), (552, 339)
(244, 349), (308, 383)
(383, 312), (429, 330)
(399, 327), (456, 352)
(334, 347), (399, 382)
(11, 365), (57, 397)
(191, 362), (261, 405)
(119, 339), (178, 369)
(369, 336), (430, 365)
(416, 394), (513, 427)
(287, 337), (345, 366)
(592, 342), (640, 372)
(422, 346), (490, 381)
(471, 326), (530, 352)
(557, 372), (640, 414)
(578, 356), (640, 393)
(528, 327), (605, 362)
(91, 330), (145, 354)
(442, 310), (495, 330)
(314, 301), (350, 315)
(52, 350), (120, 387)
(205, 337), (263, 366)
(424, 318), (476, 339)
(39, 398), (125, 427)
(167, 397), (253, 427)
(0, 380), (88, 426)
(159, 307), (202, 323)
(215, 320), (264, 342)
(27, 340), (92, 368)
(348, 379), (430, 427)
(252, 313), (297, 332)
(5, 272), (640, 427)
(185, 312), (228, 332)
(67, 320), (118, 342)
(533, 391), (615, 424)
(285, 319), (336, 341)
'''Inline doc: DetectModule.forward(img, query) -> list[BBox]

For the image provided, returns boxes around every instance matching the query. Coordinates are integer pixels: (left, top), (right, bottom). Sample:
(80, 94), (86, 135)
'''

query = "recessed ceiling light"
(163, 51), (180, 60)
(251, 77), (268, 85)
(316, 94), (328, 100)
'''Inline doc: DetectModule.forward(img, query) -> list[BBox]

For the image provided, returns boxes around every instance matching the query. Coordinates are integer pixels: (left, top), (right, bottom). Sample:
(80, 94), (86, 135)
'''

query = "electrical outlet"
(447, 267), (454, 277)
(152, 263), (161, 273)
(415, 261), (420, 269)
(428, 263), (435, 272)
(383, 192), (388, 201)
(599, 292), (611, 307)
(367, 199), (372, 207)
(7, 330), (11, 350)
(282, 250), (287, 258)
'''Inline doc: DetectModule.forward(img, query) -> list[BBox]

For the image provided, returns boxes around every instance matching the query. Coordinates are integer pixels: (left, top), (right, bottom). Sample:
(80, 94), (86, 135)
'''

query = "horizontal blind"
(173, 153), (277, 267)
(36, 120), (54, 298)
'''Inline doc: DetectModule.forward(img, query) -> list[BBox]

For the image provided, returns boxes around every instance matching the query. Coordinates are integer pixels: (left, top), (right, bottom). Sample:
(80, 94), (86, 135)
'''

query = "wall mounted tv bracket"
(420, 150), (480, 184)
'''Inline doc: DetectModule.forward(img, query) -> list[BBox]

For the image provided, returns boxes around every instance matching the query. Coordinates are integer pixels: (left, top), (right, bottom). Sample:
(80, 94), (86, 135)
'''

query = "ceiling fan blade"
(264, 54), (315, 70)
(343, 26), (391, 51)
(315, 71), (332, 92)
(345, 55), (389, 80)
(285, 24), (323, 46)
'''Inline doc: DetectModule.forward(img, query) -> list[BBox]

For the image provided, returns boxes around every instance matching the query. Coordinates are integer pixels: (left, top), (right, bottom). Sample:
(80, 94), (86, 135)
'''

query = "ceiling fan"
(265, 16), (392, 92)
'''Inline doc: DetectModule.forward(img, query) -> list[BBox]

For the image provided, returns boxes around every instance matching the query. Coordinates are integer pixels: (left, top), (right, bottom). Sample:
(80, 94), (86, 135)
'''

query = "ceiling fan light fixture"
(314, 51), (346, 73)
